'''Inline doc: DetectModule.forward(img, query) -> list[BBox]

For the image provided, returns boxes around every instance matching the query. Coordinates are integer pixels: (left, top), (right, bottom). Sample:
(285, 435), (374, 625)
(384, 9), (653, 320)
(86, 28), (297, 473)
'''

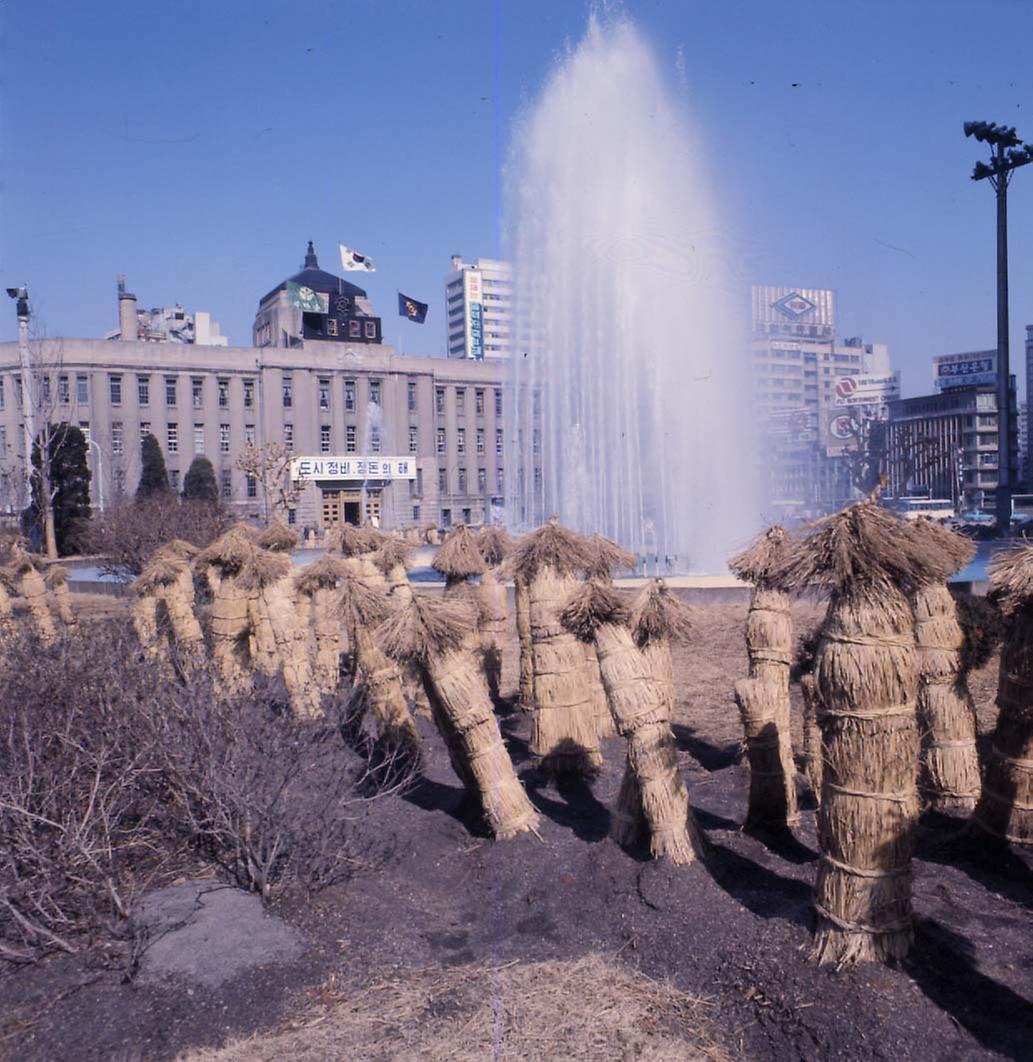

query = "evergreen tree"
(30, 423), (91, 556)
(137, 432), (170, 499)
(183, 455), (219, 503)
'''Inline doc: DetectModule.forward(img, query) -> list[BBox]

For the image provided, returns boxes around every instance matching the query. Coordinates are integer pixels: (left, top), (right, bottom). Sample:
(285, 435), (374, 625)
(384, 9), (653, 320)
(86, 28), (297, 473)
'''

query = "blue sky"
(3, 0), (1033, 398)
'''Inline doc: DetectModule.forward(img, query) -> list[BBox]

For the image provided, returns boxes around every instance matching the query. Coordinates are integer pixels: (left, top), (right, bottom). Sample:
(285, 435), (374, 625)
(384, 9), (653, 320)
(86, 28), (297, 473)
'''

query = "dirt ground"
(3, 595), (1032, 1061)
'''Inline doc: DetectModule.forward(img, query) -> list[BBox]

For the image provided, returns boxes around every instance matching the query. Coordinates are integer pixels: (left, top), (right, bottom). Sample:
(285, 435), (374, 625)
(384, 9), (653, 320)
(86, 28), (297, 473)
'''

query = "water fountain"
(505, 17), (758, 572)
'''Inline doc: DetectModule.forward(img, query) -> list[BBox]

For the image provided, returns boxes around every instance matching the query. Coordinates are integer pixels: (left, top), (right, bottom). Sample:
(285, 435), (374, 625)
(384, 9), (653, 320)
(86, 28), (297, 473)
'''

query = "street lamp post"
(964, 120), (1033, 533)
(5, 287), (34, 502)
(86, 436), (104, 513)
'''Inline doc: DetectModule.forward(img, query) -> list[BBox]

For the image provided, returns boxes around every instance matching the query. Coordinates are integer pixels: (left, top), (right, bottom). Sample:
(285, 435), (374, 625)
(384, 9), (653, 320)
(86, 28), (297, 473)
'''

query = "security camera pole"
(5, 286), (35, 500)
(964, 121), (1033, 533)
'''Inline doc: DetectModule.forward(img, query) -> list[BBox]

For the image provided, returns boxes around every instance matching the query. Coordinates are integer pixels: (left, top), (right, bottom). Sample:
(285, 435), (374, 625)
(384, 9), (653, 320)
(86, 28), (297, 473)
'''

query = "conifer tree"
(137, 432), (170, 499)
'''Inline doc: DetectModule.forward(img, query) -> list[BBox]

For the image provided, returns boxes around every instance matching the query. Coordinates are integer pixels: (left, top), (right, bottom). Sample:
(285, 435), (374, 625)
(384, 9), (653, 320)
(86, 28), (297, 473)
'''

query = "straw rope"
(820, 854), (911, 879)
(926, 739), (978, 751)
(826, 783), (915, 804)
(988, 747), (1033, 772)
(822, 703), (917, 721)
(979, 788), (1033, 812)
(814, 904), (912, 935)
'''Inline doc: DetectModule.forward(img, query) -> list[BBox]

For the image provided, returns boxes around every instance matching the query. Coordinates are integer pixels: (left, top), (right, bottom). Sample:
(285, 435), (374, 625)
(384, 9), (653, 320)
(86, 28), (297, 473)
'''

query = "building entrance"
(320, 487), (383, 528)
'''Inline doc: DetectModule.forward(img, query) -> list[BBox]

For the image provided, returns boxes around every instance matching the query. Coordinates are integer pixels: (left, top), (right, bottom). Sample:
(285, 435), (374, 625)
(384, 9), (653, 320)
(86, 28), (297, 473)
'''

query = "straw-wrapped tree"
(133, 540), (204, 657)
(195, 525), (259, 689)
(771, 499), (952, 965)
(729, 526), (799, 830)
(514, 572), (535, 710)
(43, 565), (76, 628)
(478, 526), (514, 704)
(8, 548), (56, 644)
(374, 538), (416, 606)
(909, 518), (980, 811)
(0, 575), (15, 639)
(972, 545), (1033, 845)
(379, 591), (539, 839)
(337, 564), (420, 760)
(240, 547), (321, 719)
(295, 555), (349, 693)
(562, 580), (700, 864)
(255, 520), (299, 553)
(511, 519), (601, 775)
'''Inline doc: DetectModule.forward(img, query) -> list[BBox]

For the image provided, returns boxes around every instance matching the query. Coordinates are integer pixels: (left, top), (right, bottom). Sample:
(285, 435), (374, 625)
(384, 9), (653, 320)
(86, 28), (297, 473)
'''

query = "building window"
(364, 321), (376, 339)
(194, 424), (204, 454)
(496, 428), (503, 455)
(475, 389), (484, 415)
(79, 421), (90, 443)
(457, 428), (465, 455)
(326, 318), (338, 337)
(140, 421), (150, 438)
(0, 427), (6, 454)
(369, 379), (381, 405)
(534, 467), (543, 489)
(14, 377), (21, 406)
(115, 469), (126, 496)
(477, 467), (487, 491)
(283, 423), (293, 451)
(349, 320), (361, 338)
(344, 379), (356, 411)
(40, 375), (51, 403)
(416, 468), (423, 495)
(191, 377), (203, 409)
(370, 426), (381, 453)
(408, 381), (417, 413)
(111, 422), (123, 455)
(245, 423), (255, 445)
(0, 378), (5, 410)
(165, 376), (177, 406)
(282, 375), (293, 408)
(436, 428), (446, 454)
(243, 379), (254, 408)
(319, 378), (330, 410)
(435, 387), (445, 415)
(412, 505), (421, 522)
(441, 508), (452, 528)
(495, 389), (502, 416)
(497, 467), (504, 492)
(137, 375), (149, 405)
(533, 429), (541, 454)
(220, 423), (230, 453)
(58, 375), (69, 404)
(76, 375), (89, 403)
(346, 425), (357, 453)
(458, 467), (467, 493)
(320, 424), (331, 453)
(476, 429), (485, 455)
(169, 469), (180, 491)
(438, 468), (448, 493)
(109, 374), (123, 405)
(167, 424), (178, 454)
(217, 378), (229, 408)
(409, 426), (418, 454)
(456, 389), (466, 414)
(246, 474), (257, 499)
(221, 469), (232, 499)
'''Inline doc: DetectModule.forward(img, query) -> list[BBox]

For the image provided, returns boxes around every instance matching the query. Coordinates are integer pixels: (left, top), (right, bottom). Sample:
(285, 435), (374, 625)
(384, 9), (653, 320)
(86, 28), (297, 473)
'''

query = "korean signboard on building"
(290, 456), (417, 481)
(765, 408), (818, 444)
(832, 372), (901, 408)
(933, 352), (997, 391)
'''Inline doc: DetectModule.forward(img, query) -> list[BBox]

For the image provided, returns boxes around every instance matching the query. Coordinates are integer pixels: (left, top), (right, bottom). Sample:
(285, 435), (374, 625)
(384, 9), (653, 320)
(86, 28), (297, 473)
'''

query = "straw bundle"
(972, 545), (1033, 845)
(296, 555), (349, 692)
(909, 520), (980, 810)
(9, 549), (56, 645)
(0, 576), (15, 637)
(379, 592), (539, 838)
(337, 566), (420, 759)
(372, 540), (429, 714)
(241, 550), (321, 718)
(514, 574), (535, 710)
(562, 581), (700, 864)
(511, 520), (601, 775)
(729, 526), (799, 829)
(799, 674), (824, 801)
(42, 565), (76, 627)
(610, 580), (695, 846)
(135, 541), (204, 654)
(196, 526), (259, 689)
(772, 500), (951, 965)
(433, 524), (487, 585)
(131, 591), (160, 652)
(478, 527), (514, 705)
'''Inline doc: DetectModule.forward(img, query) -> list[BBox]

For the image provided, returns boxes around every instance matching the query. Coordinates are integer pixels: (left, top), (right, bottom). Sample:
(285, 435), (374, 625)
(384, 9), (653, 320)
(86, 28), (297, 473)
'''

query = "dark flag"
(398, 292), (429, 323)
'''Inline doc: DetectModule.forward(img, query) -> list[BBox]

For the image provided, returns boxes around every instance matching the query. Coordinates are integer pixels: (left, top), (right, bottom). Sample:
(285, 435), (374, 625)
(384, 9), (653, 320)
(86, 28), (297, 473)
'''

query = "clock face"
(333, 294), (352, 314)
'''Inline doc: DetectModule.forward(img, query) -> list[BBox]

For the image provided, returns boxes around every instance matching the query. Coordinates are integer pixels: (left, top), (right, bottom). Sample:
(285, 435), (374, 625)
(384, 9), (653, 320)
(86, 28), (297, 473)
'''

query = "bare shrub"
(0, 623), (410, 963)
(75, 494), (234, 580)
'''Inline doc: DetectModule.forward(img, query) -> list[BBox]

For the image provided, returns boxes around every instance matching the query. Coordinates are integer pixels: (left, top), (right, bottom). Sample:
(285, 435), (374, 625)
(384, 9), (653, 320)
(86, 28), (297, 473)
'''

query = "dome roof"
(260, 241), (367, 305)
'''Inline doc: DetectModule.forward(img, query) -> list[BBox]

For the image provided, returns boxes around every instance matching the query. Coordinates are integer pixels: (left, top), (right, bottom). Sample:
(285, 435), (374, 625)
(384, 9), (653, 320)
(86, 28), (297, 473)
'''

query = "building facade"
(0, 246), (525, 532)
(885, 381), (1019, 512)
(444, 256), (512, 359)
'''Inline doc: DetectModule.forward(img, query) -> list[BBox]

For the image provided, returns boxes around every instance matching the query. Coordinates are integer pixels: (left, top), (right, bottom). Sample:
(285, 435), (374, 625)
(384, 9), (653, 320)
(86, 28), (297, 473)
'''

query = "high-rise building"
(445, 256), (512, 359)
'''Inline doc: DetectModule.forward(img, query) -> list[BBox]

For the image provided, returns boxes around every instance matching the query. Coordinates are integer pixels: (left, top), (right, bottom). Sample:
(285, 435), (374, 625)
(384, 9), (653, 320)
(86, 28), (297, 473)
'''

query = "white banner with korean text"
(289, 456), (417, 480)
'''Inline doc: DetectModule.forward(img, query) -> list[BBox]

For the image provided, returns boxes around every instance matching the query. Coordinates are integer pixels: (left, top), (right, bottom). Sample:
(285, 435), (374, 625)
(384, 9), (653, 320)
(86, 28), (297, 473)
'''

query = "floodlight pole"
(964, 121), (1033, 533)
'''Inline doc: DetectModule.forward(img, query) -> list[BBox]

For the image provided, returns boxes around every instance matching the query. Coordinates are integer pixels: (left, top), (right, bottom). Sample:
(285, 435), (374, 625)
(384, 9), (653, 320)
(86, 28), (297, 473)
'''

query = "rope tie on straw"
(971, 816), (1031, 844)
(823, 702), (917, 721)
(820, 854), (911, 879)
(990, 747), (1033, 772)
(980, 787), (1033, 812)
(925, 739), (977, 751)
(814, 903), (911, 935)
(826, 783), (916, 804)
(824, 632), (915, 649)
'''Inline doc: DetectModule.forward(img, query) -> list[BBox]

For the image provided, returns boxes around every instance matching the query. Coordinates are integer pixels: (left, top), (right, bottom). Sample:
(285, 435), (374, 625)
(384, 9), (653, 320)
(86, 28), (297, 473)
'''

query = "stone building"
(0, 244), (523, 532)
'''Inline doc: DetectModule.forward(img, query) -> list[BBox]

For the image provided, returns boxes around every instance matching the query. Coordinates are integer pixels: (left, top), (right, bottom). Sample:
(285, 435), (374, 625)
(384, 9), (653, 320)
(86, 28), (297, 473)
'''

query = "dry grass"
(182, 953), (727, 1062)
